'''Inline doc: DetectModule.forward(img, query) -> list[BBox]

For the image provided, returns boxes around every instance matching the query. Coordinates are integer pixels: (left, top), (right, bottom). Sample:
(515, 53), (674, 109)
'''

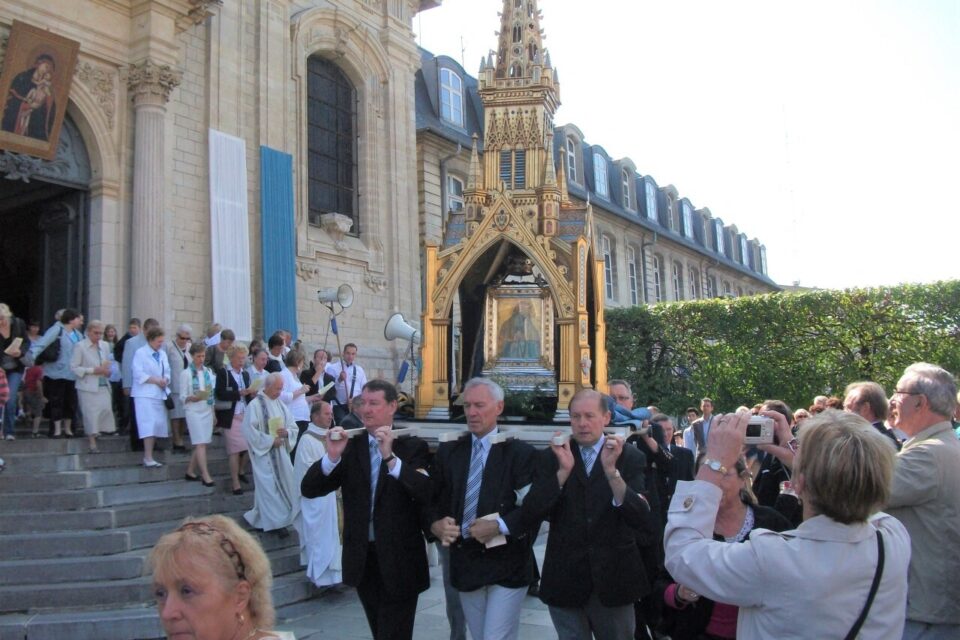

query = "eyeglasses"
(176, 522), (246, 581)
(892, 389), (922, 398)
(176, 334), (190, 341)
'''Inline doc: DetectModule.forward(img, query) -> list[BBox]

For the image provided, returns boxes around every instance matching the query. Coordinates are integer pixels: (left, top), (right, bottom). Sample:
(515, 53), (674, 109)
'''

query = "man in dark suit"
(653, 414), (694, 506)
(430, 377), (537, 640)
(301, 380), (432, 640)
(524, 389), (656, 639)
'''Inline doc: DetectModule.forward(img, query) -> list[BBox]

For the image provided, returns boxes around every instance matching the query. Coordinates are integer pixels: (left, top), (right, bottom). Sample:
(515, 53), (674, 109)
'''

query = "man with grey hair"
(242, 372), (301, 537)
(429, 377), (537, 640)
(843, 380), (900, 450)
(886, 362), (960, 639)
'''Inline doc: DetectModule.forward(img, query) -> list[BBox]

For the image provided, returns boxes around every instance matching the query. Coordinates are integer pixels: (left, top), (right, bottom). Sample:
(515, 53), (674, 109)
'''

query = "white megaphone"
(318, 284), (354, 309)
(384, 313), (420, 344)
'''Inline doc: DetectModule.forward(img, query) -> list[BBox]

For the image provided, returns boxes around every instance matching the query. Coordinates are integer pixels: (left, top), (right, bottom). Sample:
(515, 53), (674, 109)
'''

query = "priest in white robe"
(242, 372), (301, 535)
(293, 400), (343, 586)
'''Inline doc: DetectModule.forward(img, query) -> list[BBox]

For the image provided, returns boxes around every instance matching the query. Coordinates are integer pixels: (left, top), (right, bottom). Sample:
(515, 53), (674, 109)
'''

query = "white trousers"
(458, 583), (527, 640)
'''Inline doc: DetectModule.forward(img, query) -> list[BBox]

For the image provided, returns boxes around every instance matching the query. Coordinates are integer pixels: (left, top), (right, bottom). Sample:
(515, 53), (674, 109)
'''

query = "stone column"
(126, 59), (182, 320)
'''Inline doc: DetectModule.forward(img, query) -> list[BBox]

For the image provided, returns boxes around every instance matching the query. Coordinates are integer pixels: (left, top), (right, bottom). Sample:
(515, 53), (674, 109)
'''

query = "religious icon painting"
(0, 21), (80, 160)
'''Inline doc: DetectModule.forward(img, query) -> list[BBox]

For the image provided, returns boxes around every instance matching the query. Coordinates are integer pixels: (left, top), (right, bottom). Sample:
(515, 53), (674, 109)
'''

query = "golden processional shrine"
(416, 0), (607, 420)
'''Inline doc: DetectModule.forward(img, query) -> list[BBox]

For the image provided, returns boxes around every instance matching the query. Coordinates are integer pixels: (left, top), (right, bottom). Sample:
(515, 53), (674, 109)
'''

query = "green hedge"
(605, 281), (960, 415)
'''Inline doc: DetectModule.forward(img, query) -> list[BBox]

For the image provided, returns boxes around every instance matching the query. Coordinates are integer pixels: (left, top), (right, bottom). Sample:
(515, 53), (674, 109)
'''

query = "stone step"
(0, 435), (132, 455)
(0, 546), (303, 610)
(0, 572), (313, 640)
(0, 451), (79, 474)
(0, 491), (251, 534)
(0, 478), (214, 512)
(0, 455), (234, 492)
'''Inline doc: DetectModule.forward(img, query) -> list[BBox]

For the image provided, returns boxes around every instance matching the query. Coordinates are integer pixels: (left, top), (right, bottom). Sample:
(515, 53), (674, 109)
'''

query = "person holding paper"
(523, 389), (655, 640)
(428, 377), (537, 640)
(181, 342), (216, 486)
(242, 373), (301, 537)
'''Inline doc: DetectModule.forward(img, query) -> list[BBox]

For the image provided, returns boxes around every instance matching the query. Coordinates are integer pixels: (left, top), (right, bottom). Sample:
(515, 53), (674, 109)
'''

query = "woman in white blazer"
(131, 327), (171, 468)
(70, 320), (115, 453)
(180, 342), (215, 486)
(664, 410), (910, 640)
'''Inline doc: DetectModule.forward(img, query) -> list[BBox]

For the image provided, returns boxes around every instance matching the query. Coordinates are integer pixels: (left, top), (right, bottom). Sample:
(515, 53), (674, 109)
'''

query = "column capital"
(127, 59), (183, 105)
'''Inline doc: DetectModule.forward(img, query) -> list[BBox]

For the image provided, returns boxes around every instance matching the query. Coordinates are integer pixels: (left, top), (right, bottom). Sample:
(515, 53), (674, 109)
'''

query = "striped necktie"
(461, 438), (485, 538)
(581, 445), (597, 475)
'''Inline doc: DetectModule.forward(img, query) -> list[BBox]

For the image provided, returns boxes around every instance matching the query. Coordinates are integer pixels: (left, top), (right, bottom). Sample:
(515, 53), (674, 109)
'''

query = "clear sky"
(414, 0), (960, 290)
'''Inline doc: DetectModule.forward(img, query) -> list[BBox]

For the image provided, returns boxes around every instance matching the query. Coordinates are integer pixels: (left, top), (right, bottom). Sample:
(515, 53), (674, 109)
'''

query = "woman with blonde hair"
(181, 342), (216, 486)
(215, 344), (256, 494)
(150, 514), (282, 639)
(70, 320), (116, 453)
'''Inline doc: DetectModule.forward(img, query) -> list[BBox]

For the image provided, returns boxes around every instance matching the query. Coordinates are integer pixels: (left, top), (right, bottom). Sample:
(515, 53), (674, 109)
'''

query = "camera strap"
(844, 529), (884, 640)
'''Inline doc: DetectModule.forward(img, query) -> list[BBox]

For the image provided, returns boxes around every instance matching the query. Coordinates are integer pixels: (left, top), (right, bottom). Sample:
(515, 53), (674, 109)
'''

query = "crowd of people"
(3, 301), (959, 640)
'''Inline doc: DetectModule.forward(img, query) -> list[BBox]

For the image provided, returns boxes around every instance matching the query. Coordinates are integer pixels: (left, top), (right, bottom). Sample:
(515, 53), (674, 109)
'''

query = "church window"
(593, 153), (608, 198)
(513, 24), (522, 43)
(645, 181), (657, 221)
(602, 235), (616, 300)
(622, 169), (632, 209)
(307, 56), (357, 232)
(682, 203), (694, 238)
(498, 150), (526, 189)
(652, 254), (663, 303)
(447, 175), (464, 212)
(672, 262), (684, 301)
(440, 68), (464, 127)
(566, 137), (578, 182)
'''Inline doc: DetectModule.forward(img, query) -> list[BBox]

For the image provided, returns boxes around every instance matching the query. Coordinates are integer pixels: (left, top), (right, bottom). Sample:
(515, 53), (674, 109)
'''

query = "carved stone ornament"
(74, 62), (117, 129)
(364, 271), (388, 293)
(320, 212), (354, 253)
(178, 0), (224, 31)
(296, 260), (320, 282)
(127, 60), (183, 104)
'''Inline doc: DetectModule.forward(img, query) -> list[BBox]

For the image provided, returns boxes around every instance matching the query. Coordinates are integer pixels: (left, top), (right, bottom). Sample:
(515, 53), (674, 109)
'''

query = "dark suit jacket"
(204, 345), (227, 373)
(301, 431), (433, 602)
(524, 441), (654, 608)
(665, 444), (695, 505)
(430, 434), (537, 592)
(214, 368), (250, 430)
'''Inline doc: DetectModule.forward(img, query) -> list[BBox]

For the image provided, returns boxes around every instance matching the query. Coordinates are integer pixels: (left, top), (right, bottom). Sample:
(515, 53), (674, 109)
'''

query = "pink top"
(663, 583), (738, 640)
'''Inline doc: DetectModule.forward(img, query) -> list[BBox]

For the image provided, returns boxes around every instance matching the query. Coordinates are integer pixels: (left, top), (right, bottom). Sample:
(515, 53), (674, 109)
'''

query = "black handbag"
(34, 328), (63, 365)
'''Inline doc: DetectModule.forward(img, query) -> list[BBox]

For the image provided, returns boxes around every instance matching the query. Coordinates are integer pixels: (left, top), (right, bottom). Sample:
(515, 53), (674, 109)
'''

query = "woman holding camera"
(664, 409), (910, 639)
(658, 454), (790, 640)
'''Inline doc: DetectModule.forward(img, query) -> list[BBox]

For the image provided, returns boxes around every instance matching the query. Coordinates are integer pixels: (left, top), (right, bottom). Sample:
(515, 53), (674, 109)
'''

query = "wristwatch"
(383, 453), (397, 464)
(702, 458), (729, 475)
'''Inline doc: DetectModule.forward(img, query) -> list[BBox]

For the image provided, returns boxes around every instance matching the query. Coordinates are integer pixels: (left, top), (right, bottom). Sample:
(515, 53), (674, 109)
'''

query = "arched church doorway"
(0, 115), (91, 323)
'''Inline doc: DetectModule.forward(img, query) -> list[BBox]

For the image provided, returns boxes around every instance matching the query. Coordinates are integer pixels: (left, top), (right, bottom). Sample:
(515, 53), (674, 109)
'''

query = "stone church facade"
(0, 0), (775, 387)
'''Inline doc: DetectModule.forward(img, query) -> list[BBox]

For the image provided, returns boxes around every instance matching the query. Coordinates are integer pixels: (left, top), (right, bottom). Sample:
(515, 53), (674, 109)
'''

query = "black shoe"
(185, 473), (200, 482)
(202, 479), (216, 488)
(238, 473), (249, 485)
(527, 582), (540, 597)
(232, 488), (244, 496)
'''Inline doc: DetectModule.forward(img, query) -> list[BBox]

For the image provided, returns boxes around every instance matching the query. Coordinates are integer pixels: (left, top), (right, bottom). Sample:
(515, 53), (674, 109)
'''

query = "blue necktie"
(152, 351), (160, 363)
(581, 446), (597, 475)
(461, 438), (485, 538)
(369, 438), (382, 513)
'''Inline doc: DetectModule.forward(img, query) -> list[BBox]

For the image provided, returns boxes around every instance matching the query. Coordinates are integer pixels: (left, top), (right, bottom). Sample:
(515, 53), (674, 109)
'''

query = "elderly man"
(886, 363), (960, 640)
(524, 389), (654, 639)
(242, 372), (301, 537)
(844, 380), (900, 450)
(654, 413), (694, 507)
(430, 378), (537, 640)
(301, 379), (432, 640)
(292, 401), (342, 586)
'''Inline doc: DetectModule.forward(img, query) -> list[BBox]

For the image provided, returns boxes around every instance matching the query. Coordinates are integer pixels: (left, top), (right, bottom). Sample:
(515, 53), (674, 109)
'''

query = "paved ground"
(276, 539), (556, 640)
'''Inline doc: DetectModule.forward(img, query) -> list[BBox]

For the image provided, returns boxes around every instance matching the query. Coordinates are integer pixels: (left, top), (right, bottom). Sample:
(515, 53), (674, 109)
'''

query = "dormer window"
(714, 219), (725, 254)
(760, 246), (768, 275)
(645, 181), (657, 221)
(594, 153), (608, 198)
(682, 203), (694, 239)
(622, 169), (632, 209)
(566, 137), (578, 182)
(739, 235), (749, 265)
(439, 68), (463, 127)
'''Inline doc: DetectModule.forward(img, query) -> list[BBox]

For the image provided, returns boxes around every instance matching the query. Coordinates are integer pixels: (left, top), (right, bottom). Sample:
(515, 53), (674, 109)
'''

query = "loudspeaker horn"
(318, 284), (354, 309)
(384, 313), (420, 344)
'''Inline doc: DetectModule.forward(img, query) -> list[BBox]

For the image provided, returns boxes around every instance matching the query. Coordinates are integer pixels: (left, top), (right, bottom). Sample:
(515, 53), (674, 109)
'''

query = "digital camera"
(743, 416), (775, 445)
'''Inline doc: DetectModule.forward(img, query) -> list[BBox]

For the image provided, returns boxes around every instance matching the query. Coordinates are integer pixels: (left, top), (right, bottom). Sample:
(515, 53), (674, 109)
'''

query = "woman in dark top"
(300, 348), (336, 403)
(657, 455), (792, 640)
(0, 303), (30, 440)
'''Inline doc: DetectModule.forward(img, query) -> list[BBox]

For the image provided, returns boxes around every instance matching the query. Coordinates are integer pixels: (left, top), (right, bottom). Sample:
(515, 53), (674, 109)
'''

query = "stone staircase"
(0, 430), (313, 640)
